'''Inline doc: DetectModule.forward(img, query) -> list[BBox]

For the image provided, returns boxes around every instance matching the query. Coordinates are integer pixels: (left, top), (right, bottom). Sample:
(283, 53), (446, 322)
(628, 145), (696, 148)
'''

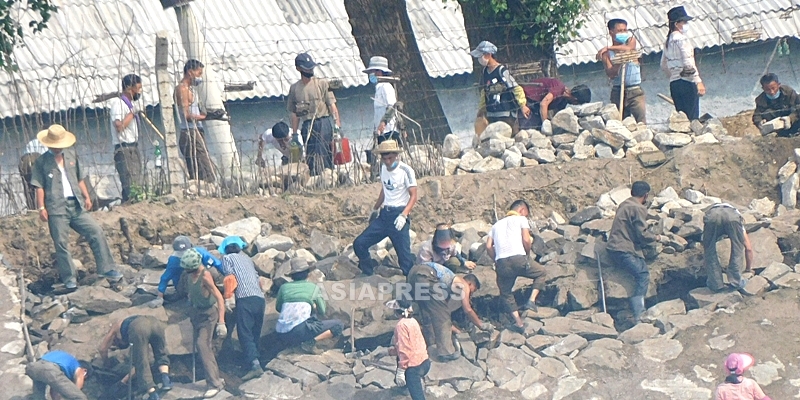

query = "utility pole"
(155, 31), (187, 193)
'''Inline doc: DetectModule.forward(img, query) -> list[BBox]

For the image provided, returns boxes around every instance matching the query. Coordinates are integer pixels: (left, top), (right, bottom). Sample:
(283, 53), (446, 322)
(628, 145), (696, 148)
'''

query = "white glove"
(225, 297), (236, 313)
(480, 321), (495, 331)
(394, 366), (406, 387)
(215, 323), (228, 338)
(394, 214), (407, 231)
(147, 298), (164, 308)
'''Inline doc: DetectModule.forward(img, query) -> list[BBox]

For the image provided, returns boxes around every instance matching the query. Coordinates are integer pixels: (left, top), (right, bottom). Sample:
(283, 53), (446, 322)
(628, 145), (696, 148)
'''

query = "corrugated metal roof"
(558, 0), (800, 66)
(407, 0), (472, 78)
(0, 0), (473, 117)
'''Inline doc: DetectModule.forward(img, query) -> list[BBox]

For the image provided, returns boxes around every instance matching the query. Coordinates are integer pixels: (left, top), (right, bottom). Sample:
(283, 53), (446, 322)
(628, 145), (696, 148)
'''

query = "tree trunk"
(343, 0), (452, 143)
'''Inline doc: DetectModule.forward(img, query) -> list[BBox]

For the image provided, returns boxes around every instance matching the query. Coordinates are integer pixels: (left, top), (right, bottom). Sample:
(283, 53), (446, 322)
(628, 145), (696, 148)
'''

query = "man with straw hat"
(30, 124), (122, 290)
(363, 56), (401, 144)
(353, 139), (417, 276)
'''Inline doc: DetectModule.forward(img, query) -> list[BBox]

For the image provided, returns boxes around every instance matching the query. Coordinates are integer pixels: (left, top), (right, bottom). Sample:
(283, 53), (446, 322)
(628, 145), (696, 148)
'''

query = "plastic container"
(332, 135), (352, 165)
(289, 134), (303, 163)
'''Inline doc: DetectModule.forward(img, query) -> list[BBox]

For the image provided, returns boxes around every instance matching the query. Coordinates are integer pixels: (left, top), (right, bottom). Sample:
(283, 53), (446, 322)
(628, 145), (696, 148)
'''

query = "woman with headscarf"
(714, 353), (771, 400)
(661, 6), (705, 120)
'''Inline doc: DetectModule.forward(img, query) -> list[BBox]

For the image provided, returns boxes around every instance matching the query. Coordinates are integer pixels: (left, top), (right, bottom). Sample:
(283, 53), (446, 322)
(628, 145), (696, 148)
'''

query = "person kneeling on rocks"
(219, 236), (267, 381)
(275, 259), (344, 354)
(26, 350), (92, 400)
(702, 203), (753, 292)
(388, 300), (430, 400)
(486, 199), (547, 333)
(98, 315), (172, 400)
(714, 353), (771, 400)
(406, 263), (493, 362)
(607, 181), (662, 322)
(417, 223), (476, 272)
(181, 248), (227, 398)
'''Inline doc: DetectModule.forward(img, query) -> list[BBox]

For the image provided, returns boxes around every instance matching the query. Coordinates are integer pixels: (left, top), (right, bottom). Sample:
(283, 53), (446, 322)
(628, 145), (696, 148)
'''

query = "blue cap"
(470, 41), (497, 57)
(218, 236), (247, 255)
(295, 53), (317, 72)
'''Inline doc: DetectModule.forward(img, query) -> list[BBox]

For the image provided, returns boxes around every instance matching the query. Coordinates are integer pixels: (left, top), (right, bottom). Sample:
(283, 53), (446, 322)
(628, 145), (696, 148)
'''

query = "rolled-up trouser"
(301, 116), (334, 176)
(277, 317), (344, 346)
(236, 296), (266, 366)
(408, 264), (455, 357)
(189, 304), (224, 389)
(47, 198), (115, 284)
(128, 316), (170, 393)
(353, 206), (414, 275)
(495, 255), (547, 313)
(703, 207), (745, 291)
(26, 359), (87, 400)
(610, 85), (647, 124)
(608, 250), (650, 298)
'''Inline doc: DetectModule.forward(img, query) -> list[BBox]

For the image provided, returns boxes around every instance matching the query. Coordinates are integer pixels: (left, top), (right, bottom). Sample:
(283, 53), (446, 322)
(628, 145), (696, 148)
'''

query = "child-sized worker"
(387, 300), (430, 400)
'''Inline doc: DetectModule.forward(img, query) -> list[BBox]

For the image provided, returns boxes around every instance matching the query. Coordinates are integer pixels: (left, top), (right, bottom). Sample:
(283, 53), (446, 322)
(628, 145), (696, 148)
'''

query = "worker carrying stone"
(702, 203), (753, 292)
(753, 73), (800, 136)
(606, 181), (662, 322)
(471, 40), (531, 135)
(98, 315), (172, 400)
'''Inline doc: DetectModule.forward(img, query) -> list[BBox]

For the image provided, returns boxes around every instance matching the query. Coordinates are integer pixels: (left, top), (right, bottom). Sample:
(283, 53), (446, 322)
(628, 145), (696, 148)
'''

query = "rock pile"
(442, 105), (731, 175)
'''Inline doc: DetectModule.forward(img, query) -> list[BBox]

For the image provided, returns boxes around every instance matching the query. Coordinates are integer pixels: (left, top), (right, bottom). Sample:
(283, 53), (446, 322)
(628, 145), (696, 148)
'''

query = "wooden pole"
(618, 63), (627, 118)
(155, 31), (187, 193)
(350, 306), (356, 353)
(18, 271), (35, 362)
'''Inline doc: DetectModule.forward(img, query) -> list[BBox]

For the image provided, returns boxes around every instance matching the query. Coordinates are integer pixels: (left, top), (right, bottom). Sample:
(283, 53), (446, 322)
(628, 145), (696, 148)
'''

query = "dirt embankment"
(1, 135), (798, 286)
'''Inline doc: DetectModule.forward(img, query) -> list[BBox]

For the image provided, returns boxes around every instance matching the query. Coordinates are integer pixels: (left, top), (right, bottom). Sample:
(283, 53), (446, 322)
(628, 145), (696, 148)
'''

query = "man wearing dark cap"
(470, 40), (530, 135)
(275, 259), (344, 354)
(287, 53), (341, 175)
(606, 181), (662, 322)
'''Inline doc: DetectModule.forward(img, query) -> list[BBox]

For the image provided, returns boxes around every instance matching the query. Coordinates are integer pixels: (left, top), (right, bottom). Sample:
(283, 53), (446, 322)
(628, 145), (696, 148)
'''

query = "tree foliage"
(0, 0), (59, 70)
(460, 0), (589, 51)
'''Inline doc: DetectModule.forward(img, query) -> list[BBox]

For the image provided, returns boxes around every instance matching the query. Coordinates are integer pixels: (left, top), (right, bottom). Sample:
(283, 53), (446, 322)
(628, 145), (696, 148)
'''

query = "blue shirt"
(609, 50), (642, 86)
(158, 247), (223, 293)
(41, 350), (80, 381)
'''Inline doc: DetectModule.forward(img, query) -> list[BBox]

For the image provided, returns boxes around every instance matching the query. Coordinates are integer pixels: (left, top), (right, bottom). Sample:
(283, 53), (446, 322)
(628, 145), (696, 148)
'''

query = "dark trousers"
(179, 128), (216, 183)
(236, 296), (266, 366)
(495, 255), (547, 313)
(129, 316), (170, 393)
(608, 250), (649, 298)
(353, 206), (413, 275)
(408, 264), (455, 357)
(26, 360), (87, 400)
(611, 86), (647, 124)
(113, 143), (143, 202)
(48, 199), (115, 284)
(278, 317), (344, 346)
(405, 359), (431, 400)
(18, 153), (39, 210)
(703, 207), (745, 291)
(301, 116), (334, 176)
(670, 79), (700, 121)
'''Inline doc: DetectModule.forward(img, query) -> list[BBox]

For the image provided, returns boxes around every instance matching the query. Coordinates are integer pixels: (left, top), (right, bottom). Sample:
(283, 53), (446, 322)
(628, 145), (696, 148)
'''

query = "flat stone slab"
(540, 317), (618, 340)
(637, 337), (683, 362)
(641, 374), (712, 400)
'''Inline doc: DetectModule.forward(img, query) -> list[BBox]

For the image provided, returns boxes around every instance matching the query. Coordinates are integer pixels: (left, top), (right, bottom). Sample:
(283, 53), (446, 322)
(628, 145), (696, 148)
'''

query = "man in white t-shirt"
(108, 74), (143, 202)
(353, 140), (417, 276)
(363, 56), (402, 144)
(486, 199), (547, 333)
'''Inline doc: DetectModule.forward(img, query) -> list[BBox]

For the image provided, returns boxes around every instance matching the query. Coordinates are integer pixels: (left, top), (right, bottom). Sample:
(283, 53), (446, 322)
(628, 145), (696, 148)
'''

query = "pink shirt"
(391, 318), (428, 369)
(715, 378), (768, 400)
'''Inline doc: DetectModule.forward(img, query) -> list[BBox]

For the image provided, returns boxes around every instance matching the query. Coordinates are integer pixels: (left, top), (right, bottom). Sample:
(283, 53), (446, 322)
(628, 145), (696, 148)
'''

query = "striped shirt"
(222, 253), (264, 299)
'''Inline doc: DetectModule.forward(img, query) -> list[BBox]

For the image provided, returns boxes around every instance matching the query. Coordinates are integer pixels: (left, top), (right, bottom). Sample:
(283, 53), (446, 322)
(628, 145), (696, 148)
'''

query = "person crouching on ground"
(148, 235), (223, 308)
(388, 300), (430, 400)
(181, 248), (227, 398)
(275, 259), (344, 354)
(714, 353), (771, 400)
(26, 350), (92, 400)
(353, 140), (417, 276)
(219, 236), (267, 381)
(417, 223), (476, 272)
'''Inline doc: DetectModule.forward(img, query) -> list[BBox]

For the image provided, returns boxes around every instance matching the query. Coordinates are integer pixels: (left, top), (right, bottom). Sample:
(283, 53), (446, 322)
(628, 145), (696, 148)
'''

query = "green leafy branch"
(0, 0), (59, 70)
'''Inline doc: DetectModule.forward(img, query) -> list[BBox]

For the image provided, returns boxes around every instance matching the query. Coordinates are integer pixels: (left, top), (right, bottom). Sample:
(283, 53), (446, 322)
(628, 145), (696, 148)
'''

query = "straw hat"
(37, 124), (76, 149)
(375, 139), (402, 154)
(363, 56), (392, 74)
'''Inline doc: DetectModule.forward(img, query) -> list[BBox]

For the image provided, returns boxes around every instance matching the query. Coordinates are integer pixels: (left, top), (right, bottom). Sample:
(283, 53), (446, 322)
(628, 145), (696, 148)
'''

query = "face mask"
(368, 73), (378, 85)
(133, 93), (141, 101)
(615, 32), (631, 43)
(389, 160), (399, 170)
(478, 56), (489, 67)
(300, 71), (314, 78)
(192, 77), (203, 86)
(766, 91), (781, 100)
(681, 24), (689, 34)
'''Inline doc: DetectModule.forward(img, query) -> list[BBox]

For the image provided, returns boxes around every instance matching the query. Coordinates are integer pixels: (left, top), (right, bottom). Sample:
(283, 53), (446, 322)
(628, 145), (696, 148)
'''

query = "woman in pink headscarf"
(714, 353), (771, 400)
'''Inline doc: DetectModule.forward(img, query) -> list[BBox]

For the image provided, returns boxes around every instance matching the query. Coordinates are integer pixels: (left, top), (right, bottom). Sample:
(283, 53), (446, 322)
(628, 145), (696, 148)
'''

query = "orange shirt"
(714, 378), (768, 400)
(392, 318), (428, 369)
